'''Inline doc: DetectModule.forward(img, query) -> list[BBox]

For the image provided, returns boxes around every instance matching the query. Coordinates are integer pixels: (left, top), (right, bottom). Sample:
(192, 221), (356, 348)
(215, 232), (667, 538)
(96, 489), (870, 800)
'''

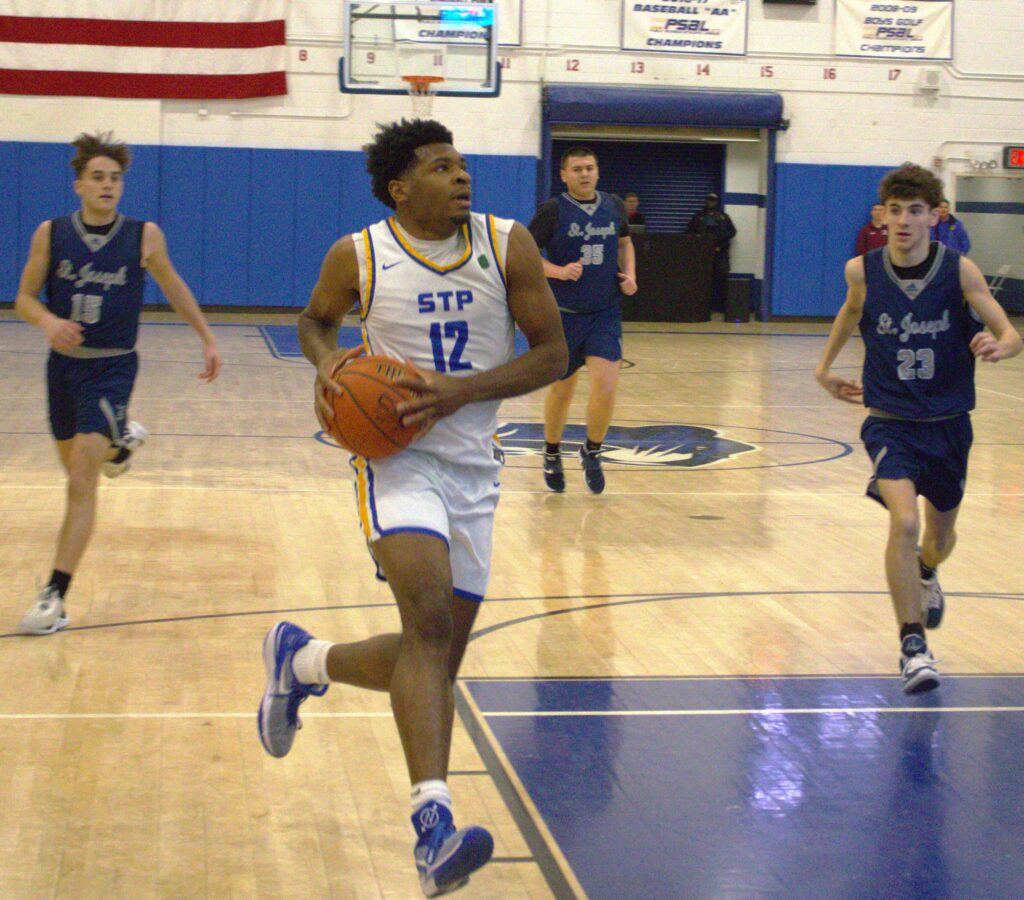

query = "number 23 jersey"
(353, 212), (515, 468)
(859, 243), (983, 418)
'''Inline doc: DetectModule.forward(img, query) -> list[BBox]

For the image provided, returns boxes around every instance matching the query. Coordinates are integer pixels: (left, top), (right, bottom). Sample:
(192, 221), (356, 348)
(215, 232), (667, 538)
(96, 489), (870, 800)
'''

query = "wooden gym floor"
(1, 311), (1023, 898)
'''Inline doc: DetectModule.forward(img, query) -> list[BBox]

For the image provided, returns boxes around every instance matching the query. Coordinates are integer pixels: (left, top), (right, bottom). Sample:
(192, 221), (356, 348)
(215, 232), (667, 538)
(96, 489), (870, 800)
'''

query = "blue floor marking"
(467, 676), (1024, 899)
(259, 324), (364, 359)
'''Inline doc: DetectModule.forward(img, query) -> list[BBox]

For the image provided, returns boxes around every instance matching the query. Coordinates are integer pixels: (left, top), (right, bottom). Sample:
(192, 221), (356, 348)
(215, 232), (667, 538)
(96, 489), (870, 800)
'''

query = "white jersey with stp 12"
(352, 212), (515, 468)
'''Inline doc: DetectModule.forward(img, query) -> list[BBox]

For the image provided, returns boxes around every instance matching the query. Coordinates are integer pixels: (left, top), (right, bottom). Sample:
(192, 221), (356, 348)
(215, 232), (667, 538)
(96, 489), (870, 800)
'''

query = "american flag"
(0, 1), (287, 100)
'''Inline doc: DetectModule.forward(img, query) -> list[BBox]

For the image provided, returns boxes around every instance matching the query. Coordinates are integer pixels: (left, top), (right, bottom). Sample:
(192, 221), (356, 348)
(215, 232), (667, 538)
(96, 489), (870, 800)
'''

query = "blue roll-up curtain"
(544, 85), (785, 130)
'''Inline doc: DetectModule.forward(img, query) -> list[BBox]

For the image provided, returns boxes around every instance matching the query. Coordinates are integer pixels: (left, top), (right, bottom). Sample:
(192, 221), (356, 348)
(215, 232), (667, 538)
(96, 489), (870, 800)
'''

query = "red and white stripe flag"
(0, 1), (287, 100)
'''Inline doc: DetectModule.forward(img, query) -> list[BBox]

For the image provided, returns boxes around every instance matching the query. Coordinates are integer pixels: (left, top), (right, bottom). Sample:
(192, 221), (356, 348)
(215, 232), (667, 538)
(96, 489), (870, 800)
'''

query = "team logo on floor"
(496, 423), (758, 468)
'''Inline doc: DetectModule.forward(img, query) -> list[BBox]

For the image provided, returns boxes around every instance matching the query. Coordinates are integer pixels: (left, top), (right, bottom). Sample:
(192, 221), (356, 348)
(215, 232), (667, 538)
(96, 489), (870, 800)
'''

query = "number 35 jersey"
(45, 212), (146, 350)
(353, 213), (515, 468)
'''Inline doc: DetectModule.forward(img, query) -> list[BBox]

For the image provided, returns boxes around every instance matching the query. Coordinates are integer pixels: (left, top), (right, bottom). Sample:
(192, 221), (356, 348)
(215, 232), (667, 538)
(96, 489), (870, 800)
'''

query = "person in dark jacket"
(686, 193), (736, 312)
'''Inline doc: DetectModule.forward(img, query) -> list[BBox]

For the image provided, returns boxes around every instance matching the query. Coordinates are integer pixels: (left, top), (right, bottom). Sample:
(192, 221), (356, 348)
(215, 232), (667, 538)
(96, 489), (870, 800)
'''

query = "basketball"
(323, 355), (422, 458)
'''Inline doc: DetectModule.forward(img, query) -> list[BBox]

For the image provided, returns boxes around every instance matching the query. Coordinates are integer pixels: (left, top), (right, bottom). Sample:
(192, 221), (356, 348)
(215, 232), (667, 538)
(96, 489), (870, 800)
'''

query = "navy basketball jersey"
(860, 243), (984, 418)
(542, 192), (626, 313)
(46, 212), (146, 349)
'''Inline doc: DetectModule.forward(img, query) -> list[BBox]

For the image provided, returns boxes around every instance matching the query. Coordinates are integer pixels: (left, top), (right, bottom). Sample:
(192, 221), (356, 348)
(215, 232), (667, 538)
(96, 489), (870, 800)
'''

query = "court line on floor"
(5, 484), (1024, 498)
(481, 706), (1024, 717)
(0, 711), (393, 719)
(7, 703), (1024, 721)
(2, 589), (1021, 641)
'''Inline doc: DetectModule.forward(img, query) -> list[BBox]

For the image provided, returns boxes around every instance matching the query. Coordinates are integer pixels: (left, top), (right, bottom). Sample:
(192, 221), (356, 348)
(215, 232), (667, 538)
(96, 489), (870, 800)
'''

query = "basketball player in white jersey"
(257, 119), (566, 897)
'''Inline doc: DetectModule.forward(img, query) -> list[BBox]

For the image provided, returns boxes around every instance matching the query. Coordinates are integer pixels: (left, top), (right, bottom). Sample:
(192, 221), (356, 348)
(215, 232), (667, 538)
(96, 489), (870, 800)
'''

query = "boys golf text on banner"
(835, 0), (953, 60)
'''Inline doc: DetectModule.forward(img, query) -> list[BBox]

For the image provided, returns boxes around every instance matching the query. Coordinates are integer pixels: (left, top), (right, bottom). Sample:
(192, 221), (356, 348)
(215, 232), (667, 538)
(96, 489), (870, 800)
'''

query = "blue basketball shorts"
(47, 351), (139, 442)
(861, 413), (973, 513)
(348, 447), (502, 601)
(559, 305), (623, 379)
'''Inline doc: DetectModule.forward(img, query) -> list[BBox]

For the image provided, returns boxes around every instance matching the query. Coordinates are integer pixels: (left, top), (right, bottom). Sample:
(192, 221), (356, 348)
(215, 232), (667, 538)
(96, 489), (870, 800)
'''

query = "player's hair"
(364, 118), (454, 209)
(878, 163), (943, 209)
(70, 131), (131, 177)
(624, 192), (638, 200)
(560, 146), (598, 168)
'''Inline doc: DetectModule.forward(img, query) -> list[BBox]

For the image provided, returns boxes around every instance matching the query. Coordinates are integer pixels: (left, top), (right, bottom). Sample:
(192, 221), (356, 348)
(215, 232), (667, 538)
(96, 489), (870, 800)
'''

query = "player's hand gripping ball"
(322, 354), (423, 458)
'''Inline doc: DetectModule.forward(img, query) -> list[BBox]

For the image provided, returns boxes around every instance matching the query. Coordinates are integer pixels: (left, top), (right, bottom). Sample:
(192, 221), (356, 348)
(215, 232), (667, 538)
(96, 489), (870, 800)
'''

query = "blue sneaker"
(543, 452), (565, 493)
(413, 802), (494, 897)
(579, 445), (605, 494)
(258, 621), (328, 758)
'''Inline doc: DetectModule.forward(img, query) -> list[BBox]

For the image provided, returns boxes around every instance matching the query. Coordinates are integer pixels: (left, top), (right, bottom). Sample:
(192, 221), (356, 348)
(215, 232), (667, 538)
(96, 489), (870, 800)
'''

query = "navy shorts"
(559, 305), (622, 379)
(47, 351), (139, 442)
(861, 413), (973, 513)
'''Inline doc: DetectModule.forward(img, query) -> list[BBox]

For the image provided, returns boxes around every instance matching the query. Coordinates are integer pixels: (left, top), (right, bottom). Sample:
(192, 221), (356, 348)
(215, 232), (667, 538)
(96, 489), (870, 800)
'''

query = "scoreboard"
(1003, 147), (1024, 170)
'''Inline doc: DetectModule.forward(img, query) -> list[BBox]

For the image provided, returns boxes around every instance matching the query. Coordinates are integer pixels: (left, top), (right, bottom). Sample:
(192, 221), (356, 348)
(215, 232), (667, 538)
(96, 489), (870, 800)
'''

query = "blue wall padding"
(771, 163), (892, 316)
(0, 141), (538, 307)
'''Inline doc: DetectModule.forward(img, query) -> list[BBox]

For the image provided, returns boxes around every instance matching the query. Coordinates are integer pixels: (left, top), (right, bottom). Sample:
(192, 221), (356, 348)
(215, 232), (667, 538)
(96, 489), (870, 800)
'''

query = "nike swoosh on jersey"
(382, 261), (404, 270)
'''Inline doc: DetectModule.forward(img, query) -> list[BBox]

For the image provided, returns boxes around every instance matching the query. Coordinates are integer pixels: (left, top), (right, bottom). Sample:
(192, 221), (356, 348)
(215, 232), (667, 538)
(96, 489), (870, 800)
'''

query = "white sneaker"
(920, 573), (945, 629)
(103, 421), (149, 478)
(19, 585), (69, 635)
(900, 634), (940, 695)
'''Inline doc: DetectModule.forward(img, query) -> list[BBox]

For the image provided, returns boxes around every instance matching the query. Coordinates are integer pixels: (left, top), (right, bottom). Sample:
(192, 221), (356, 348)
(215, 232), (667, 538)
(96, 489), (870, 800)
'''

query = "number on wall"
(566, 59), (580, 71)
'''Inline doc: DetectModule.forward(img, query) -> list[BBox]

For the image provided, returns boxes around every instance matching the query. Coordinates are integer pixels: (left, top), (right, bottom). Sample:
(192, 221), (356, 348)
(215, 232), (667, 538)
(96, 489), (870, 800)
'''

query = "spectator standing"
(931, 199), (971, 254)
(856, 203), (889, 255)
(624, 193), (646, 228)
(686, 192), (736, 313)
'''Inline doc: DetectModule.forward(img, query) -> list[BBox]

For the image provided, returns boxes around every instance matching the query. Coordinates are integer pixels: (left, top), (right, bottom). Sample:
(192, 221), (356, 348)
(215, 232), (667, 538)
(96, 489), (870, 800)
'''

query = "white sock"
(411, 780), (452, 814)
(291, 640), (333, 685)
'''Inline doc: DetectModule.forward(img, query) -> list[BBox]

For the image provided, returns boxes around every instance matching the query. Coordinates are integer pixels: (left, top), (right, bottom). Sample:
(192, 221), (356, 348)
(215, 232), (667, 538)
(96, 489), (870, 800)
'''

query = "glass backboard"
(341, 1), (501, 97)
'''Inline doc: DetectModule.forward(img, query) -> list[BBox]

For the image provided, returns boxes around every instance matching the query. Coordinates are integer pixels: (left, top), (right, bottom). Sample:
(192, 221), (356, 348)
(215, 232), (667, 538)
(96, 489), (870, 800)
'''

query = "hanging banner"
(621, 1), (749, 56)
(393, 1), (521, 47)
(835, 0), (953, 60)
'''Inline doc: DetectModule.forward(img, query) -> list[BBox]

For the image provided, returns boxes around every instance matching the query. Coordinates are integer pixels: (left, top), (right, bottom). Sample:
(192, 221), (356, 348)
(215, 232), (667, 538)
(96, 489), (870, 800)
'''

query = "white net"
(404, 77), (442, 119)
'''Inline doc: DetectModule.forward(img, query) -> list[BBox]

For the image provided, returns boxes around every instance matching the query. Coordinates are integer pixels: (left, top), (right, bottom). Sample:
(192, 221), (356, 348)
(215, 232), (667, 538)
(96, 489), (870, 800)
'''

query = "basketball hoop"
(402, 75), (443, 119)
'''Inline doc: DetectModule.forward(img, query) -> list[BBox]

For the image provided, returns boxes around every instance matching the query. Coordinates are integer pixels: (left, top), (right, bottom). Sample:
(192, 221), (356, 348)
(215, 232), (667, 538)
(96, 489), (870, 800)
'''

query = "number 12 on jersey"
(430, 320), (472, 372)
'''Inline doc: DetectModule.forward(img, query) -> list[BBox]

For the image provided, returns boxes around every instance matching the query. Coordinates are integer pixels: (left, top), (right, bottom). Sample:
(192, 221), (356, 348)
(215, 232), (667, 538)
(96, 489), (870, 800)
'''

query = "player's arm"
(613, 194), (636, 294)
(528, 200), (581, 282)
(14, 221), (83, 352)
(395, 222), (567, 429)
(960, 256), (1023, 362)
(298, 235), (364, 426)
(142, 222), (220, 381)
(814, 256), (866, 403)
(617, 236), (637, 295)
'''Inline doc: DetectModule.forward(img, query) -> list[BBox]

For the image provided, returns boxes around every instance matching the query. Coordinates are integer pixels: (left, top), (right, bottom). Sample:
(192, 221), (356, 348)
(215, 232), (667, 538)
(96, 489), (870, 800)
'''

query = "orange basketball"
(323, 355), (422, 458)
